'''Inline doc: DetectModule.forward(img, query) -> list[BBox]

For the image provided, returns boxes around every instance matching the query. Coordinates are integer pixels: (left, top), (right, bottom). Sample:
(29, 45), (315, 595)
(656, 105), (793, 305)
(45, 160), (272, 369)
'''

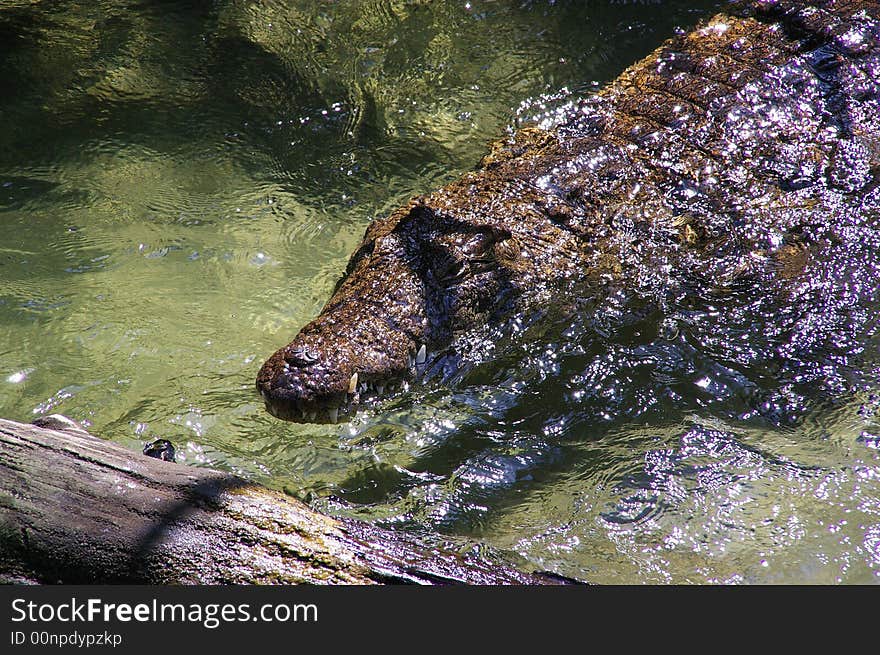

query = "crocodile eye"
(286, 347), (320, 367)
(449, 259), (469, 279)
(493, 236), (521, 264)
(436, 256), (469, 284)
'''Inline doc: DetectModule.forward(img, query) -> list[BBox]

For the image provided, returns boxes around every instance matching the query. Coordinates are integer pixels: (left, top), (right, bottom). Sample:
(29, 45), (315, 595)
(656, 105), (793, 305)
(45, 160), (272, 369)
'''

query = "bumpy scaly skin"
(257, 0), (880, 423)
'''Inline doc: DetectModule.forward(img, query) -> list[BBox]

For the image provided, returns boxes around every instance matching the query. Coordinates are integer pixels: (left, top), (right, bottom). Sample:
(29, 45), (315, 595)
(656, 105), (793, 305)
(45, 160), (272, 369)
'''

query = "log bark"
(0, 417), (563, 585)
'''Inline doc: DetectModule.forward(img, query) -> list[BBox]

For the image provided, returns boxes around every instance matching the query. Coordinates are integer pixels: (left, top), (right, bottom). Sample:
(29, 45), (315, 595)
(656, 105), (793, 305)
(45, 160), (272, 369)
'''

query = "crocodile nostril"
(285, 347), (320, 368)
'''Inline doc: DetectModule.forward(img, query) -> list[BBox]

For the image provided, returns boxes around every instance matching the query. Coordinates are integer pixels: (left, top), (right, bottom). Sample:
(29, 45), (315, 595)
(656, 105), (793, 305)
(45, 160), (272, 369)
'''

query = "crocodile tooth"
(376, 384), (385, 395)
(306, 410), (317, 422)
(348, 372), (359, 394)
(416, 344), (427, 365)
(408, 353), (415, 368)
(327, 407), (338, 424)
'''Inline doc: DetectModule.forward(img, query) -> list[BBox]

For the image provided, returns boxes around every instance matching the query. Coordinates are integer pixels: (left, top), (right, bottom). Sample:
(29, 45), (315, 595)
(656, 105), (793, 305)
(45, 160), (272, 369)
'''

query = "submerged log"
(0, 417), (562, 585)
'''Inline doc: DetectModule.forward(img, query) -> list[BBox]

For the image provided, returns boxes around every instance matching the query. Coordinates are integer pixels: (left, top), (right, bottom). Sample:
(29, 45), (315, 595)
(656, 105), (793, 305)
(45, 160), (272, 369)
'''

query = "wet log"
(0, 417), (561, 585)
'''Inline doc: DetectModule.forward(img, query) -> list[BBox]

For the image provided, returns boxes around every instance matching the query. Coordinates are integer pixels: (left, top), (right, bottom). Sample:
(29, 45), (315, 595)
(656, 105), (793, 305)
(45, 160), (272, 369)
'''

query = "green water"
(2, 0), (880, 584)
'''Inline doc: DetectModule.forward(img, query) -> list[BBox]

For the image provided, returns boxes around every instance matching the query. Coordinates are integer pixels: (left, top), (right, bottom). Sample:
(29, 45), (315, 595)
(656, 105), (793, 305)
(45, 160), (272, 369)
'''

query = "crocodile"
(257, 0), (880, 424)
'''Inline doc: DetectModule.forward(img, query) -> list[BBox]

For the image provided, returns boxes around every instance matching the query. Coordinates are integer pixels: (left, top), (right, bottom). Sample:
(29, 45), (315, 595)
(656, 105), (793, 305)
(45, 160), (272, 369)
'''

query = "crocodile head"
(256, 195), (535, 424)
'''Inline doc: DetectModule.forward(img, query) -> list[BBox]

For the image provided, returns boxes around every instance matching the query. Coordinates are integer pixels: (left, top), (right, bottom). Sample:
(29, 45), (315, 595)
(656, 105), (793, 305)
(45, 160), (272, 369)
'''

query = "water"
(2, 0), (879, 584)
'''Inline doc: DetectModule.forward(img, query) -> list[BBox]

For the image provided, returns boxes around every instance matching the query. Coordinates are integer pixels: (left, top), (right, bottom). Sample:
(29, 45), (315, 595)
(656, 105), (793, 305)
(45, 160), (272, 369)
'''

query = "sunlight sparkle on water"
(6, 369), (31, 384)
